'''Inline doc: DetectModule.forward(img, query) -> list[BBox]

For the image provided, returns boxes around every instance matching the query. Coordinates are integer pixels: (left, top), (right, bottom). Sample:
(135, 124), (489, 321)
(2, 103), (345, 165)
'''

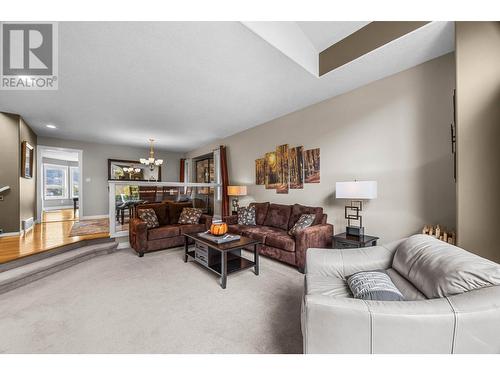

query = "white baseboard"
(80, 215), (108, 220)
(43, 206), (74, 211)
(0, 231), (22, 238)
(22, 217), (35, 232)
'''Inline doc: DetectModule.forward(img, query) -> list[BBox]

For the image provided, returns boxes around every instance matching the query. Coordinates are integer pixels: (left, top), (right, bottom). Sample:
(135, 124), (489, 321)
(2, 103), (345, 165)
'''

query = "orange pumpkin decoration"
(210, 222), (228, 236)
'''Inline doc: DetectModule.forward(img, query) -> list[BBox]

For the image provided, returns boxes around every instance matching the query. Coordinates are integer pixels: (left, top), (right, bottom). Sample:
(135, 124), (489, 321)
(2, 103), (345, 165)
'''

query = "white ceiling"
(0, 21), (454, 152)
(42, 148), (79, 162)
(297, 21), (370, 52)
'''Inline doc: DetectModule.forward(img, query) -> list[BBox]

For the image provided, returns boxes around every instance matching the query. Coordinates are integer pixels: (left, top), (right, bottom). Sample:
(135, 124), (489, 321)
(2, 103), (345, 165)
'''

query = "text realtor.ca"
(0, 22), (58, 90)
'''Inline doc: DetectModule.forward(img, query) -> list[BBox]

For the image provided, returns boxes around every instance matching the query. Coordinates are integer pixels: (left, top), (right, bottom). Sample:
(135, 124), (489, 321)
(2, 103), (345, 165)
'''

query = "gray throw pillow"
(288, 214), (315, 236)
(237, 206), (256, 225)
(347, 270), (405, 301)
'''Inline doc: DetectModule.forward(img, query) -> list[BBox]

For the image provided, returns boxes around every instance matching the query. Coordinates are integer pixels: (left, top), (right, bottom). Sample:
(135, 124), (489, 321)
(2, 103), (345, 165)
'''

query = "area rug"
(69, 218), (109, 236)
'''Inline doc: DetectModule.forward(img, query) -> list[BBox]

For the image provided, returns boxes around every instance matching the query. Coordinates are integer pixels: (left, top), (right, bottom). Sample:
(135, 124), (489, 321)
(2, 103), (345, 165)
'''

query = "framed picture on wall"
(21, 141), (34, 179)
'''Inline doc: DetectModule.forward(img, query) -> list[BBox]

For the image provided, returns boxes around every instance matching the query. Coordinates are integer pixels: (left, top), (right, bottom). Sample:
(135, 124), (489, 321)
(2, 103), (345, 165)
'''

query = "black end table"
(333, 232), (379, 249)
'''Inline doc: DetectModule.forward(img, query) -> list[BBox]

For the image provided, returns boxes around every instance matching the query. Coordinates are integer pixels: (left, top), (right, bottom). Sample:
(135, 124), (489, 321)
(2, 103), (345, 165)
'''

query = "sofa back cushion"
(168, 201), (193, 224)
(263, 203), (292, 231)
(288, 204), (324, 230)
(249, 202), (270, 225)
(136, 202), (169, 226)
(392, 234), (500, 299)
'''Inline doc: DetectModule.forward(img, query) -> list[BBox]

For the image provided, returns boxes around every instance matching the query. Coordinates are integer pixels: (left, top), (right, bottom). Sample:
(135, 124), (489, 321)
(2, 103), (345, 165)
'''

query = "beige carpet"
(0, 247), (304, 353)
(69, 219), (109, 237)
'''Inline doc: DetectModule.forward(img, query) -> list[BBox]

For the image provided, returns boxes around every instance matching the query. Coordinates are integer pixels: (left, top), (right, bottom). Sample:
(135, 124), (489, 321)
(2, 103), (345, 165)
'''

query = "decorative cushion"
(237, 206), (256, 225)
(263, 203), (292, 231)
(288, 213), (316, 236)
(168, 201), (193, 224)
(249, 202), (270, 225)
(347, 270), (405, 301)
(137, 203), (169, 225)
(178, 207), (203, 224)
(288, 204), (323, 230)
(393, 234), (500, 299)
(137, 208), (160, 229)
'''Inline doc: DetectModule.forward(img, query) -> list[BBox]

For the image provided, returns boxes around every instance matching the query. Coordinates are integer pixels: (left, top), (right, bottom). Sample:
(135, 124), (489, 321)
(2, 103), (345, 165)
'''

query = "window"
(70, 166), (80, 198)
(44, 164), (68, 200)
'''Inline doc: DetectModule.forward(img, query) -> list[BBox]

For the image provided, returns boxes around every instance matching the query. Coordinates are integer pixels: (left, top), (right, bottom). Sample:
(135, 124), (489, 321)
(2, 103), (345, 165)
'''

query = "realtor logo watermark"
(0, 22), (58, 90)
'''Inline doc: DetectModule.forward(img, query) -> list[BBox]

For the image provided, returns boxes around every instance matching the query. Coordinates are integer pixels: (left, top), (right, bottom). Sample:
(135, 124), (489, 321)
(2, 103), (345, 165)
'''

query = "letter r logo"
(2, 23), (53, 75)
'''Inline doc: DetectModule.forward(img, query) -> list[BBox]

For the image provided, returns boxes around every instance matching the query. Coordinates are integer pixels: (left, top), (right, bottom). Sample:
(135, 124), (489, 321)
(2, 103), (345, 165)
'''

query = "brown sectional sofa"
(224, 202), (333, 272)
(129, 201), (213, 257)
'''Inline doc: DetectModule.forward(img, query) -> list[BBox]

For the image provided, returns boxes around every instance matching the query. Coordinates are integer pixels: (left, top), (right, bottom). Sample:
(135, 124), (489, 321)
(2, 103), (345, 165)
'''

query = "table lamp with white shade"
(336, 180), (377, 237)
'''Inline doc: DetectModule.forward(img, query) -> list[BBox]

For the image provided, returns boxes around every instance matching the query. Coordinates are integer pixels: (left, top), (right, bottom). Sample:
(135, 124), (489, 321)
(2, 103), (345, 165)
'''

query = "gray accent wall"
(0, 113), (37, 233)
(0, 113), (21, 233)
(187, 54), (457, 244)
(19, 117), (38, 225)
(37, 137), (184, 217)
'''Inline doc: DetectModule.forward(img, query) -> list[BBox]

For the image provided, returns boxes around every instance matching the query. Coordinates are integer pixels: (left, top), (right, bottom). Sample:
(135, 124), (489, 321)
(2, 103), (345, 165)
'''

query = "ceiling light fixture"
(140, 139), (163, 171)
(46, 124), (57, 129)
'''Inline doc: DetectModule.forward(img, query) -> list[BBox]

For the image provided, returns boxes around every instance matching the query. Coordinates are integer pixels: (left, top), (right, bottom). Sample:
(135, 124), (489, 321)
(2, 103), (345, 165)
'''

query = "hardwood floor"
(42, 208), (79, 222)
(0, 219), (109, 264)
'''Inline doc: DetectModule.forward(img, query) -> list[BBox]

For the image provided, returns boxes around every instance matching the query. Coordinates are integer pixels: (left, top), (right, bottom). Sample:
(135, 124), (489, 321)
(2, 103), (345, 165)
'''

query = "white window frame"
(44, 163), (68, 200)
(70, 166), (79, 199)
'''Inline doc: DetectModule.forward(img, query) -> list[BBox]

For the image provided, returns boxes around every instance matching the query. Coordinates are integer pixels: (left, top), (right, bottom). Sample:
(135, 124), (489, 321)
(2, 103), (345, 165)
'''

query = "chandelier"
(140, 139), (164, 171)
(123, 167), (141, 179)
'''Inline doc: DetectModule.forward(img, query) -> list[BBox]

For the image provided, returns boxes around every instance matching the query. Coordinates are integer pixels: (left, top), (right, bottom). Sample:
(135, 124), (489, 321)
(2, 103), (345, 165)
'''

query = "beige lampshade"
(227, 185), (247, 196)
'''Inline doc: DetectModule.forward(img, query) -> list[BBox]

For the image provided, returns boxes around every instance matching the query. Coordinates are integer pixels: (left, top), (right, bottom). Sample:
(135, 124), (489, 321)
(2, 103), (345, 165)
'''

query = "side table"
(333, 232), (379, 249)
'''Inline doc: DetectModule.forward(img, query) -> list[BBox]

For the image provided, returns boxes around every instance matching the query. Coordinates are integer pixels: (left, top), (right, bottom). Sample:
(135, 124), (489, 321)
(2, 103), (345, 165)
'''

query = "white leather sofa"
(302, 234), (500, 353)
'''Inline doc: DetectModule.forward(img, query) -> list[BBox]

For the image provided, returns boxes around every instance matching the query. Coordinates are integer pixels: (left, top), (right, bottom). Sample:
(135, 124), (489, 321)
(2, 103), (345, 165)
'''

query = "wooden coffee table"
(183, 233), (260, 289)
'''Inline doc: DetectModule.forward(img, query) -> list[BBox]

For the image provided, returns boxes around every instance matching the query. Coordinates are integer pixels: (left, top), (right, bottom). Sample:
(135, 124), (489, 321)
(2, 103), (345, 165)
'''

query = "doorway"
(36, 146), (83, 223)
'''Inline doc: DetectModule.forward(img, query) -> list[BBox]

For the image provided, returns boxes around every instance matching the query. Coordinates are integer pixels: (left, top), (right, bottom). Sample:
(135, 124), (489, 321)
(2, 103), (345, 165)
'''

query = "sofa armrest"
(302, 293), (456, 354)
(305, 239), (404, 278)
(199, 214), (213, 230)
(129, 218), (148, 252)
(295, 224), (333, 272)
(302, 294), (370, 353)
(223, 214), (238, 225)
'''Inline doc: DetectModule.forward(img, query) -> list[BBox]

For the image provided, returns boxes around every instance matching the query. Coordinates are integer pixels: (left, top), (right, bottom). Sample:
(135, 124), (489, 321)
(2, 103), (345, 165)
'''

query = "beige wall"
(0, 113), (21, 233)
(19, 117), (37, 225)
(456, 22), (500, 262)
(38, 137), (184, 217)
(188, 53), (457, 244)
(0, 113), (37, 234)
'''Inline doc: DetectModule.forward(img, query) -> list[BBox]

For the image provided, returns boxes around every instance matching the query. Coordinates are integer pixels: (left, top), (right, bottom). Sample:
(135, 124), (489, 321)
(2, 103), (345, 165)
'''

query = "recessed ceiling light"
(46, 124), (57, 129)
